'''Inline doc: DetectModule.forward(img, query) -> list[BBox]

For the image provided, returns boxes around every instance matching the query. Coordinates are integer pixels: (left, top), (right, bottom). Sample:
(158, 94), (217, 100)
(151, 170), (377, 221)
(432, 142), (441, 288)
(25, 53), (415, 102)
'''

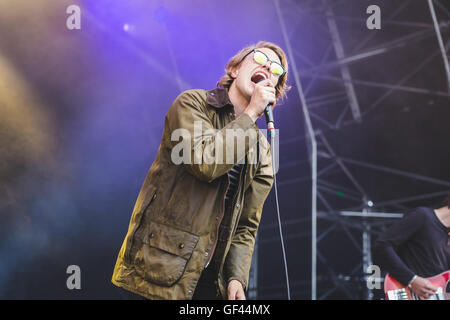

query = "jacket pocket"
(141, 221), (199, 287)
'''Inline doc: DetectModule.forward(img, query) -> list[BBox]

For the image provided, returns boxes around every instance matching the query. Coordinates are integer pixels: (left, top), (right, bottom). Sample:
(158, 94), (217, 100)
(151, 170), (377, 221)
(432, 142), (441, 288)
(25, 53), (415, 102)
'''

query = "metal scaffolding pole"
(274, 0), (318, 300)
(345, 190), (450, 212)
(361, 204), (373, 300)
(339, 157), (450, 188)
(302, 26), (440, 76)
(323, 0), (361, 122)
(352, 0), (412, 53)
(427, 0), (450, 92)
(303, 74), (450, 97)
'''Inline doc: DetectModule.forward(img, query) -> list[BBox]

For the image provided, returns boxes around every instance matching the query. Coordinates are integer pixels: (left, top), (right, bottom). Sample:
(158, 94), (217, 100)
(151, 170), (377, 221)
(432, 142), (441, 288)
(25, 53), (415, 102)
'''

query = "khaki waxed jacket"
(112, 87), (274, 299)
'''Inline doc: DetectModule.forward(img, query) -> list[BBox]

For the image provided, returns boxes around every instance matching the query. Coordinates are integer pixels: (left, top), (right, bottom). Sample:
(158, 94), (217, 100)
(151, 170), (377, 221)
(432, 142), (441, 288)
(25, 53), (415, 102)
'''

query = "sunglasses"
(244, 49), (286, 77)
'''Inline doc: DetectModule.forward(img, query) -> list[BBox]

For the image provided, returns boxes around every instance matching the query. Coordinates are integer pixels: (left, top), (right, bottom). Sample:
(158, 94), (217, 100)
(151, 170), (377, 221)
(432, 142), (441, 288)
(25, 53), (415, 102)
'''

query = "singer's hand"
(227, 279), (246, 300)
(244, 79), (276, 122)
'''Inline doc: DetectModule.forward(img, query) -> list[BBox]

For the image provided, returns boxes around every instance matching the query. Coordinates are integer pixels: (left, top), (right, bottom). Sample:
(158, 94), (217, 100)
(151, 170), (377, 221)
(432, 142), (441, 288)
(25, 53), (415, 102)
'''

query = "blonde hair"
(217, 41), (291, 102)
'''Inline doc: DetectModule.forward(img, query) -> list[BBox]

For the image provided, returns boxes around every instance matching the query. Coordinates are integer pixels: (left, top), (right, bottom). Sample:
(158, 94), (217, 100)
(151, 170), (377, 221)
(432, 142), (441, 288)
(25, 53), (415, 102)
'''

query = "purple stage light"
(153, 6), (168, 24)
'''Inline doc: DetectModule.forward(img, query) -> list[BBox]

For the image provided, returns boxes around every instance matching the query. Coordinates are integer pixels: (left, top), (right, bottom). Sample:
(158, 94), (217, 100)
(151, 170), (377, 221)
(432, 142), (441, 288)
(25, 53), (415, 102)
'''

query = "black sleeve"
(372, 208), (425, 286)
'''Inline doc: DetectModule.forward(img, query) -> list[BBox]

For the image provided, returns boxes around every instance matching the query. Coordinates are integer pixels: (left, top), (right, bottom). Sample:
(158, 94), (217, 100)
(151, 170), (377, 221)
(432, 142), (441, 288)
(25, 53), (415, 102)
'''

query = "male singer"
(112, 41), (290, 300)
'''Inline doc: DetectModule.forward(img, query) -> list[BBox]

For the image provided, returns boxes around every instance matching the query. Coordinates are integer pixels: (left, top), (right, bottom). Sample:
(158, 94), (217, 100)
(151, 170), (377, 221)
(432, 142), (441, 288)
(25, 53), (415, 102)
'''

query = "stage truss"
(249, 0), (450, 300)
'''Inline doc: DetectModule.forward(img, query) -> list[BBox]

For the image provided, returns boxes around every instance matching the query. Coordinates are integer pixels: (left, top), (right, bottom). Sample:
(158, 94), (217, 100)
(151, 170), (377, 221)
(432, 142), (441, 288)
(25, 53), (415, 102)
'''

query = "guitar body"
(384, 271), (450, 300)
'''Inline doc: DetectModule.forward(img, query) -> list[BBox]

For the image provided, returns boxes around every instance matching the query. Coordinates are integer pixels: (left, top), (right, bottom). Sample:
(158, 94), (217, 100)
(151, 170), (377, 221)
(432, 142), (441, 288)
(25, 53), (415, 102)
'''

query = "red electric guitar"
(384, 271), (450, 300)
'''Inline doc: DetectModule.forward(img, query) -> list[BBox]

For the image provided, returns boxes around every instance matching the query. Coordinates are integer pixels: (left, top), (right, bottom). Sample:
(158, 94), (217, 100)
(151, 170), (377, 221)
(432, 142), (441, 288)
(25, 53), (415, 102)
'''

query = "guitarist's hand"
(409, 276), (438, 300)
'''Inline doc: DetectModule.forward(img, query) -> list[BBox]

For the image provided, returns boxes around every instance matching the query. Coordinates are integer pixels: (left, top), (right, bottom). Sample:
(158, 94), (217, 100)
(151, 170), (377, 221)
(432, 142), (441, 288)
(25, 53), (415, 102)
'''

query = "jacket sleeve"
(164, 90), (260, 183)
(223, 142), (274, 292)
(372, 208), (425, 286)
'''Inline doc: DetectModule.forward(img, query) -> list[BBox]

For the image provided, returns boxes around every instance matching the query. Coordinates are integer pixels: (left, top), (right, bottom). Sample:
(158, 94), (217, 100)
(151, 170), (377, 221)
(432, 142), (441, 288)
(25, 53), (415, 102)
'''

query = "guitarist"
(373, 193), (450, 300)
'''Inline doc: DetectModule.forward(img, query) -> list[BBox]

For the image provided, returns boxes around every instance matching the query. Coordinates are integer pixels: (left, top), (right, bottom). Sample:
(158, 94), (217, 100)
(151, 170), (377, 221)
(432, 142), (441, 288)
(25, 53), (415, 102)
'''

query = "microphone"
(256, 78), (276, 138)
(264, 104), (275, 138)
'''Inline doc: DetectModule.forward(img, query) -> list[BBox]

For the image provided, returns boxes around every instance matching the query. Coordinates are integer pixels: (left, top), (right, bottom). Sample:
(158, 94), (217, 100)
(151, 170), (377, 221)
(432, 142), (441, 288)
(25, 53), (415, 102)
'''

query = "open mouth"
(251, 71), (268, 83)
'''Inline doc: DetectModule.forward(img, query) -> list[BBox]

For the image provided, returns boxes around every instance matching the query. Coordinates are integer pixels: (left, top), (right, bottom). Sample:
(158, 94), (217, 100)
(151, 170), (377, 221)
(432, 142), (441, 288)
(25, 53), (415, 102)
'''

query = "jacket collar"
(206, 87), (233, 110)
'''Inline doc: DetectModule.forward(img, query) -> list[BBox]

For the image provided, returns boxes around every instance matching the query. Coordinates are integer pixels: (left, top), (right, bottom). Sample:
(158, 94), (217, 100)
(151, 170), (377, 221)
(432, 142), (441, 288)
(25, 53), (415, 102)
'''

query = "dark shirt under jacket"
(193, 162), (246, 300)
(373, 207), (450, 286)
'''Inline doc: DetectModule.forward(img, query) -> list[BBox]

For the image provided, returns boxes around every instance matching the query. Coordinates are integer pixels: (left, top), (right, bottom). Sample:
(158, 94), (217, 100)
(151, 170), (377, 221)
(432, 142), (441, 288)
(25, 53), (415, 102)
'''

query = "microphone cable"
(267, 119), (291, 300)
